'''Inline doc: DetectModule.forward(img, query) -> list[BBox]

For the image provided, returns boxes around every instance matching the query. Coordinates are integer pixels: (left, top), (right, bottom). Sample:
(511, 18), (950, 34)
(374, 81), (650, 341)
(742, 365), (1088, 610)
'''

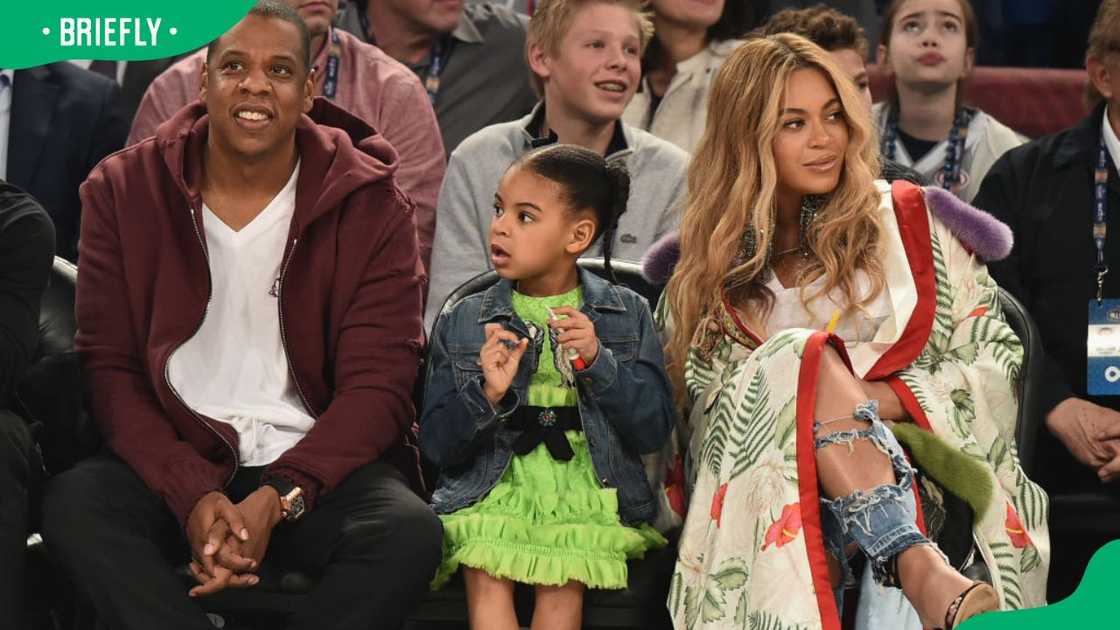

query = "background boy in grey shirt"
(425, 0), (689, 328)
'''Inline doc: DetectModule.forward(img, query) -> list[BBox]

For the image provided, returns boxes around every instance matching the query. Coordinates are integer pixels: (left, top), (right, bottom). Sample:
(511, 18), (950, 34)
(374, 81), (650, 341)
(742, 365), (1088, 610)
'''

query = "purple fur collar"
(923, 187), (1013, 261)
(640, 187), (1014, 285)
(641, 231), (682, 286)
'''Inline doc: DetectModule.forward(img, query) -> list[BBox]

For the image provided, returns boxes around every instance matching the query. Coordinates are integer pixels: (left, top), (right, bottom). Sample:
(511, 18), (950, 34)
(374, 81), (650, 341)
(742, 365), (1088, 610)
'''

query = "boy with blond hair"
(424, 0), (688, 328)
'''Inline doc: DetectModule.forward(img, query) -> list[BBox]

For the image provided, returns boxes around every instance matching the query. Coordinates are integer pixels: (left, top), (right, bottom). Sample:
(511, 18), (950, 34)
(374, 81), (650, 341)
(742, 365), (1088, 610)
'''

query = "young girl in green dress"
(420, 144), (676, 630)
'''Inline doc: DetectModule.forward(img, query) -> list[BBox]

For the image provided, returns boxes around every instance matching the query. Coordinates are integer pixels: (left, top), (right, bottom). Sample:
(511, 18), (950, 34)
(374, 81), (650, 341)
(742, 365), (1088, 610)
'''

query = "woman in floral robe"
(648, 35), (1049, 630)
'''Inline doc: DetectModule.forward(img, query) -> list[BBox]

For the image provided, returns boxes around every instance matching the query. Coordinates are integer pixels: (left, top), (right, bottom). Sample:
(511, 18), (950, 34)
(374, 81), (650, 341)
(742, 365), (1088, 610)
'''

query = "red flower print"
(665, 456), (687, 518)
(710, 483), (729, 527)
(1005, 503), (1032, 549)
(968, 306), (989, 318)
(762, 503), (802, 550)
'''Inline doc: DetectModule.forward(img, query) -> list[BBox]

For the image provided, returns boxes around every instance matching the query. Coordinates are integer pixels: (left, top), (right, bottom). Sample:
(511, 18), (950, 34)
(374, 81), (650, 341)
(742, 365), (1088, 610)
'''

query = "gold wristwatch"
(264, 479), (306, 522)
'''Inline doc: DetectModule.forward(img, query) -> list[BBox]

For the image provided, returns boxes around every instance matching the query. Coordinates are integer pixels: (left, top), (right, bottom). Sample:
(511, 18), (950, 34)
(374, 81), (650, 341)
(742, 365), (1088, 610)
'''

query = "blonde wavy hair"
(664, 33), (885, 398)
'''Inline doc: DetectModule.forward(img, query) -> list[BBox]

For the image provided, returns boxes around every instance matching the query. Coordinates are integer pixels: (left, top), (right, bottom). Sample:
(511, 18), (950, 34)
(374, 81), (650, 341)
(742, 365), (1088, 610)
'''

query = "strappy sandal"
(943, 582), (999, 629)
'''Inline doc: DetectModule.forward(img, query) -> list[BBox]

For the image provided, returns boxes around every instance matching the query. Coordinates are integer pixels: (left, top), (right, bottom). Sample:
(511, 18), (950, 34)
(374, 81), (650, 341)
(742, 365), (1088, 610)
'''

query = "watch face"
(288, 493), (306, 520)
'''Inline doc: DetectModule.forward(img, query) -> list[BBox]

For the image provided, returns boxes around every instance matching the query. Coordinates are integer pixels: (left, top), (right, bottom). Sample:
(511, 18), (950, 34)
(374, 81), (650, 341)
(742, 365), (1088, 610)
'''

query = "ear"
(876, 43), (889, 69)
(527, 42), (552, 84)
(302, 70), (315, 113)
(199, 62), (209, 102)
(565, 216), (597, 255)
(962, 46), (975, 78)
(1089, 56), (1115, 101)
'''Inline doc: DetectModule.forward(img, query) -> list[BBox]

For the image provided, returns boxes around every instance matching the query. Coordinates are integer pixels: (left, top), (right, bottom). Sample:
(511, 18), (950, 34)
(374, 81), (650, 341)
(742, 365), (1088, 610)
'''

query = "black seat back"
(577, 259), (663, 308)
(997, 287), (1043, 478)
(430, 258), (660, 342)
(35, 257), (78, 357)
(16, 257), (99, 475)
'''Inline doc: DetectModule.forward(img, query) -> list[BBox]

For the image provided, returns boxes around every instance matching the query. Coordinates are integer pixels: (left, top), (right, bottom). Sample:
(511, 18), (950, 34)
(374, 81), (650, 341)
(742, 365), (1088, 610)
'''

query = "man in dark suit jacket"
(0, 180), (54, 630)
(82, 57), (184, 123)
(7, 63), (128, 261)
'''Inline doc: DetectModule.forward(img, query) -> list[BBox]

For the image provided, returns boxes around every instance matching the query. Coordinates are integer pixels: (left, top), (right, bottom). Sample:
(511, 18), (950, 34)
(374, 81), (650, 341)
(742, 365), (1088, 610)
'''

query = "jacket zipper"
(164, 205), (239, 484)
(277, 237), (317, 417)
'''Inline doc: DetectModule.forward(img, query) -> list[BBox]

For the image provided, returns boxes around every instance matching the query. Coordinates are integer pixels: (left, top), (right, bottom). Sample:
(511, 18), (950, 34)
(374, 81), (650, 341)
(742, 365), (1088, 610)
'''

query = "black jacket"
(973, 101), (1120, 491)
(0, 181), (55, 409)
(8, 63), (128, 262)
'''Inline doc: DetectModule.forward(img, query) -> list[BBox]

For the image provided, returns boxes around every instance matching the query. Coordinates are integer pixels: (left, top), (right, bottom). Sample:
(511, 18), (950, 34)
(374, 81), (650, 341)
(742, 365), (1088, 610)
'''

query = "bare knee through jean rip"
(812, 401), (929, 589)
(813, 400), (893, 459)
(815, 401), (918, 538)
(833, 484), (911, 539)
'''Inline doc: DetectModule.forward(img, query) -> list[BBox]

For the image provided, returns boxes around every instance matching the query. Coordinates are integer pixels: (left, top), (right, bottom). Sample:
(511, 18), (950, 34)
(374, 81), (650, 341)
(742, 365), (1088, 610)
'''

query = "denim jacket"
(420, 268), (676, 524)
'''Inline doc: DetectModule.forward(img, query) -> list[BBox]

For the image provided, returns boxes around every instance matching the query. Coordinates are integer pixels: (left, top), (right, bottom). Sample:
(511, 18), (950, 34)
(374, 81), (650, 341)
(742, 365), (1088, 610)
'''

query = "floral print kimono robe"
(659, 181), (1049, 630)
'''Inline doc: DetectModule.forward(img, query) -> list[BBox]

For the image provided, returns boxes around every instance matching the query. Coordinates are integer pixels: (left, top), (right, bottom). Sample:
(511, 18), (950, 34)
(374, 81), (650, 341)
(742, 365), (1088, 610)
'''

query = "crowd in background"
(1, 0), (1119, 629)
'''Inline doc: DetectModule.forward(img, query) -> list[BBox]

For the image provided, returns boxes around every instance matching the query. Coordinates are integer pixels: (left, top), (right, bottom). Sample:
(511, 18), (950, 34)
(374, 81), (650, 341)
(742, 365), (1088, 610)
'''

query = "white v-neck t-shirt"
(764, 271), (892, 348)
(167, 163), (314, 466)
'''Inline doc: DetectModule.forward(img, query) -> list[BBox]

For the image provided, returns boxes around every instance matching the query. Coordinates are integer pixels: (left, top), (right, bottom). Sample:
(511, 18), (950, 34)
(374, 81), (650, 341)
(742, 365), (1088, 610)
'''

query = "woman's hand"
(859, 379), (908, 421)
(480, 323), (528, 406)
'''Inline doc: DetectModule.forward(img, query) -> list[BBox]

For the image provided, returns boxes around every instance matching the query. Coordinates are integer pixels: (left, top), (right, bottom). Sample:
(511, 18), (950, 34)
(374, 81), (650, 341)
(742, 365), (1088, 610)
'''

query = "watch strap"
(263, 478), (305, 521)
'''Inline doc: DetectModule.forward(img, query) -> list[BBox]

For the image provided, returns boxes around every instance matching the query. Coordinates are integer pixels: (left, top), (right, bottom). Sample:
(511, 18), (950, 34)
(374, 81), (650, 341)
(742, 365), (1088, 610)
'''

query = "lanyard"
(422, 37), (451, 105)
(881, 106), (975, 192)
(322, 30), (342, 100)
(1095, 137), (1110, 303)
(358, 6), (450, 105)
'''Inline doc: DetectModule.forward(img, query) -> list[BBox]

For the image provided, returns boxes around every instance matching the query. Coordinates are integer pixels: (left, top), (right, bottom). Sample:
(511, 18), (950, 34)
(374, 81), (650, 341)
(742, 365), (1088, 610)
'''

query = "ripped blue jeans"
(817, 400), (929, 607)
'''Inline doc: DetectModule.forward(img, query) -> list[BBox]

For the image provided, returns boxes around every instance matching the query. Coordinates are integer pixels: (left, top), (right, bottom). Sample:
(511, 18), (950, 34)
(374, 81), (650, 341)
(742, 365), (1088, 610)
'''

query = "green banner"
(0, 0), (255, 68)
(961, 540), (1120, 628)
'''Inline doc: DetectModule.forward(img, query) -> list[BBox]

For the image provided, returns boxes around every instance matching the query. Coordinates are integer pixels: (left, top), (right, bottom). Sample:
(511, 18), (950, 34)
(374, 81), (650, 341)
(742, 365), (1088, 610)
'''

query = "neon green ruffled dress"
(432, 286), (666, 590)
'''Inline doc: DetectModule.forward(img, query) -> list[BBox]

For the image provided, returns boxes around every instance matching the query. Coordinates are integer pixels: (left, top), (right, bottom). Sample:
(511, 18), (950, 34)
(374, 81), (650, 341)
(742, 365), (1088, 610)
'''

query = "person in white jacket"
(621, 0), (753, 153)
(873, 0), (1024, 202)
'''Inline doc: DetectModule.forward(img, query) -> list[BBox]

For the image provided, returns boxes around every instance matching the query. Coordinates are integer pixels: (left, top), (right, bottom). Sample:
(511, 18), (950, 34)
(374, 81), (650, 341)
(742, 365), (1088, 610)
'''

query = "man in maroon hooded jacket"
(40, 4), (441, 629)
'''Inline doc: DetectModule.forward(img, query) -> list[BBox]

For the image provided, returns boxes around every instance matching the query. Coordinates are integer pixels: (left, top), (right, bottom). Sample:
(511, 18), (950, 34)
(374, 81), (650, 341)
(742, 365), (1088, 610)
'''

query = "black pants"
(42, 454), (443, 630)
(0, 409), (39, 630)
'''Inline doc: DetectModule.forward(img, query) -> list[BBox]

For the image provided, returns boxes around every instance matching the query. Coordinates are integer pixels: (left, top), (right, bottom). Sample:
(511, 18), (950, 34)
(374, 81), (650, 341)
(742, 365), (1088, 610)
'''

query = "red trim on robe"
(795, 345), (936, 627)
(888, 376), (935, 630)
(796, 332), (847, 630)
(864, 181), (938, 381)
(888, 375), (935, 540)
(911, 477), (929, 539)
(886, 376), (934, 433)
(721, 291), (765, 346)
(887, 376), (931, 540)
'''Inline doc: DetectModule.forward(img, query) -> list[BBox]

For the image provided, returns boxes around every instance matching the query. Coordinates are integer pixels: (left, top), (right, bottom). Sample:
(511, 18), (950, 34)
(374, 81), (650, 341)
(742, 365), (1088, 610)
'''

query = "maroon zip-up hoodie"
(76, 97), (425, 526)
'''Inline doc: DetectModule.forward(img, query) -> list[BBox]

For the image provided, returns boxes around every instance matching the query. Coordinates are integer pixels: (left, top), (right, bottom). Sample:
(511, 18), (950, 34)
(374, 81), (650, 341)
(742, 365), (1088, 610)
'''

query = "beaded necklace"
(880, 105), (976, 193)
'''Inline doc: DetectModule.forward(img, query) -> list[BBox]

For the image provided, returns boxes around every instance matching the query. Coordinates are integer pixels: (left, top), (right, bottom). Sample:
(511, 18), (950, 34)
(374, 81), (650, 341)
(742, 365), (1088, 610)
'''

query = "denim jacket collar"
(476, 267), (627, 327)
